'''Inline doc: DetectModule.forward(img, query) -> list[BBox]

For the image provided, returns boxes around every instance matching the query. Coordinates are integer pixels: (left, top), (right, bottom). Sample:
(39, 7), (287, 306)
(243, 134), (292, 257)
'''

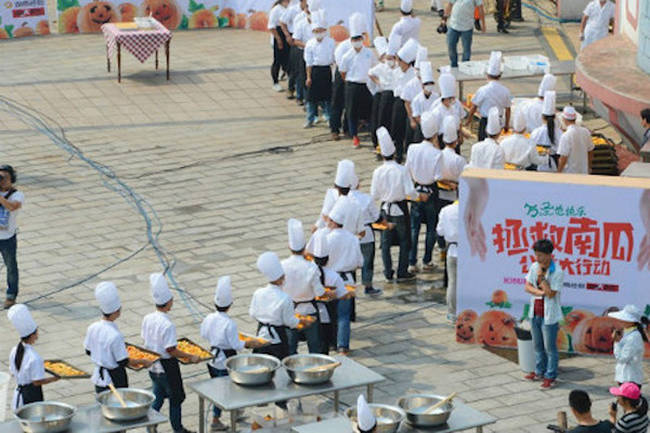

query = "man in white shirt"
(289, 0), (311, 106)
(303, 10), (335, 128)
(580, 0), (615, 50)
(330, 25), (353, 141)
(390, 38), (419, 162)
(409, 61), (439, 143)
(432, 71), (466, 154)
(405, 112), (442, 273)
(389, 0), (421, 47)
(436, 201), (458, 322)
(501, 107), (550, 169)
(443, 0), (486, 67)
(0, 165), (23, 309)
(520, 74), (556, 133)
(280, 0), (302, 100)
(557, 106), (594, 174)
(469, 107), (506, 169)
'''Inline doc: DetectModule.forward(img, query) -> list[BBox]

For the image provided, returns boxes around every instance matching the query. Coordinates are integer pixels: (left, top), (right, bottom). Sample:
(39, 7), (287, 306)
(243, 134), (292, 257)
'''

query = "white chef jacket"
(326, 228), (363, 274)
(340, 47), (377, 84)
(141, 311), (177, 373)
(267, 4), (286, 30)
(314, 265), (347, 323)
(368, 62), (396, 93)
(411, 91), (439, 118)
(469, 138), (506, 169)
(304, 37), (335, 67)
(9, 344), (45, 410)
(500, 133), (549, 168)
(401, 76), (422, 103)
(557, 124), (594, 174)
(581, 0), (615, 49)
(334, 39), (352, 67)
(613, 328), (645, 385)
(393, 67), (416, 100)
(430, 99), (467, 126)
(280, 3), (300, 33)
(315, 188), (338, 229)
(521, 98), (543, 133)
(200, 312), (245, 370)
(281, 255), (325, 315)
(306, 227), (331, 256)
(439, 148), (467, 201)
(471, 80), (512, 118)
(389, 15), (421, 46)
(84, 320), (129, 387)
(436, 202), (459, 257)
(371, 161), (418, 216)
(0, 189), (24, 240)
(405, 140), (443, 186)
(292, 14), (310, 43)
(349, 189), (380, 244)
(249, 284), (299, 344)
(530, 122), (562, 172)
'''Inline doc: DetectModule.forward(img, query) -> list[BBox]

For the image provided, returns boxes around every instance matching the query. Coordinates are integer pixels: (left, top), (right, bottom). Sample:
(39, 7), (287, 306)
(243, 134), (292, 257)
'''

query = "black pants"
(0, 234), (18, 300)
(345, 82), (371, 138)
(404, 120), (420, 153)
(496, 0), (508, 30)
(390, 98), (407, 162)
(271, 27), (289, 84)
(370, 93), (382, 146)
(378, 91), (395, 131)
(330, 69), (347, 134)
(288, 44), (297, 92)
(478, 116), (488, 141)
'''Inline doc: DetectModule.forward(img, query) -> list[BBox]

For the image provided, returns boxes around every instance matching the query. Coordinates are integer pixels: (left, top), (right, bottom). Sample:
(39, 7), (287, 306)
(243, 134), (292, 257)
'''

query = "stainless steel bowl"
(283, 354), (339, 385)
(397, 394), (453, 427)
(96, 388), (155, 421)
(226, 354), (281, 386)
(345, 403), (406, 433)
(15, 401), (76, 433)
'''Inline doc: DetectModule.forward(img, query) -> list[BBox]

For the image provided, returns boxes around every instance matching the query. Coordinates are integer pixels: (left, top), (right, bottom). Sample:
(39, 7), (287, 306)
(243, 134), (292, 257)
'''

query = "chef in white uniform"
(580, 0), (615, 50)
(520, 73), (556, 133)
(438, 115), (467, 204)
(330, 16), (354, 141)
(357, 394), (377, 433)
(370, 33), (401, 138)
(8, 304), (58, 410)
(403, 46), (428, 147)
(437, 200), (459, 322)
(390, 38), (419, 162)
(304, 9), (335, 128)
(469, 107), (506, 169)
(390, 0), (421, 47)
(314, 160), (364, 236)
(431, 71), (466, 153)
(500, 107), (550, 170)
(530, 90), (562, 172)
(410, 61), (439, 143)
(368, 36), (389, 148)
(557, 106), (594, 174)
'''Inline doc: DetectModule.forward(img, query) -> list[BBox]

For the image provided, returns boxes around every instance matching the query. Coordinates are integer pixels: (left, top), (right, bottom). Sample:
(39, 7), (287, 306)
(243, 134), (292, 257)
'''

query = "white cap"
(562, 106), (577, 120)
(349, 13), (365, 38)
(420, 61), (434, 83)
(95, 281), (121, 315)
(335, 159), (355, 188)
(387, 33), (401, 56)
(439, 73), (456, 99)
(513, 106), (526, 132)
(374, 36), (388, 56)
(7, 304), (37, 339)
(150, 273), (173, 305)
(400, 0), (412, 12)
(288, 218), (306, 251)
(542, 90), (556, 116)
(350, 173), (360, 189)
(439, 65), (451, 74)
(397, 38), (418, 64)
(487, 51), (502, 76)
(257, 251), (284, 282)
(311, 9), (326, 30)
(420, 111), (439, 139)
(608, 305), (643, 323)
(442, 115), (459, 143)
(357, 394), (376, 431)
(415, 45), (428, 69)
(486, 107), (501, 135)
(328, 199), (347, 226)
(377, 127), (395, 156)
(537, 73), (557, 97)
(214, 276), (232, 307)
(310, 228), (330, 258)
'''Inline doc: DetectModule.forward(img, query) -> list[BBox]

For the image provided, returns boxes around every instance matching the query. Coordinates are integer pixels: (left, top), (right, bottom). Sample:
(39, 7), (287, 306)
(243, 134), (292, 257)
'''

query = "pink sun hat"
(609, 382), (641, 400)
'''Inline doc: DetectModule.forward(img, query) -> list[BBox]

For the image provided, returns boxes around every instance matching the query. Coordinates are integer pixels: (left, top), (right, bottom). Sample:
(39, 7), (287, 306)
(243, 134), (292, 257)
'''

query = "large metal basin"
(226, 354), (281, 386)
(14, 401), (75, 433)
(397, 394), (453, 427)
(283, 354), (339, 385)
(96, 388), (155, 421)
(345, 403), (405, 433)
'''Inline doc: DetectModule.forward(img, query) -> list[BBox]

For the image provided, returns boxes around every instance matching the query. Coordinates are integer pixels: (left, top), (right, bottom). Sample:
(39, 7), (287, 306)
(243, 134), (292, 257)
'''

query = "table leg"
(230, 411), (236, 433)
(459, 81), (464, 102)
(165, 40), (170, 80)
(334, 391), (340, 413)
(155, 50), (159, 70)
(146, 426), (156, 433)
(476, 427), (483, 433)
(117, 42), (121, 83)
(198, 397), (205, 433)
(367, 384), (374, 402)
(106, 44), (110, 72)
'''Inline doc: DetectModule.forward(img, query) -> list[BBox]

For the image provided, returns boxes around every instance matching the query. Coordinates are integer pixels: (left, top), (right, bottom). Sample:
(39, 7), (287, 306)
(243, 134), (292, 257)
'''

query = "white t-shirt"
(141, 311), (177, 373)
(0, 189), (24, 240)
(557, 124), (594, 174)
(471, 80), (512, 118)
(267, 4), (286, 30)
(200, 312), (245, 370)
(9, 344), (45, 410)
(84, 320), (129, 387)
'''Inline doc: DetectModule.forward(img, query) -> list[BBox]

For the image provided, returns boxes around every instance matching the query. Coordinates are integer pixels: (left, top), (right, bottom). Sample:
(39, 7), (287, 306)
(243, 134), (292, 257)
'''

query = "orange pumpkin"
(189, 9), (216, 28)
(36, 20), (50, 35)
(556, 328), (570, 351)
(235, 13), (246, 29)
(477, 310), (517, 347)
(572, 316), (623, 355)
(248, 11), (268, 31)
(77, 1), (120, 33)
(0, 28), (8, 39)
(219, 7), (234, 27)
(140, 0), (181, 29)
(59, 7), (80, 33)
(329, 24), (348, 42)
(563, 309), (595, 333)
(13, 24), (34, 38)
(118, 2), (137, 21)
(456, 310), (478, 344)
(491, 290), (508, 305)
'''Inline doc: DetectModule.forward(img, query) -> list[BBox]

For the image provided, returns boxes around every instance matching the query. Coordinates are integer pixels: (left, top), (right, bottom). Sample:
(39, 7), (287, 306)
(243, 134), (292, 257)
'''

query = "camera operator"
(0, 165), (24, 309)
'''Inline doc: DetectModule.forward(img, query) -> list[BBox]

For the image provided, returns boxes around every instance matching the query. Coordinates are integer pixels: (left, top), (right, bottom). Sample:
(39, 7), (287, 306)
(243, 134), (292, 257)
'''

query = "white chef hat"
(377, 126), (395, 156)
(542, 90), (556, 116)
(487, 51), (502, 76)
(214, 276), (232, 308)
(374, 36), (388, 56)
(349, 13), (365, 38)
(420, 111), (439, 139)
(397, 38), (419, 64)
(415, 46), (428, 69)
(311, 9), (326, 31)
(400, 0), (413, 13)
(288, 218), (306, 251)
(562, 106), (577, 120)
(150, 272), (173, 305)
(350, 173), (360, 189)
(486, 107), (502, 136)
(7, 304), (37, 339)
(307, 0), (320, 12)
(95, 281), (121, 315)
(420, 61), (434, 84)
(387, 33), (401, 56)
(513, 106), (527, 132)
(357, 394), (376, 432)
(335, 159), (355, 188)
(438, 73), (456, 99)
(328, 199), (347, 226)
(310, 228), (330, 258)
(442, 115), (459, 143)
(257, 251), (284, 282)
(440, 65), (451, 74)
(537, 73), (557, 97)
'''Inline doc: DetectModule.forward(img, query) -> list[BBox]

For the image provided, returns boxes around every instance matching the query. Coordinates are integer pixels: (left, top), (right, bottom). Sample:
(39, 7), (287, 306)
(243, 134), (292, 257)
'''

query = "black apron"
(370, 92), (382, 146)
(307, 65), (332, 103)
(207, 347), (236, 374)
(381, 200), (411, 248)
(17, 383), (43, 407)
(254, 322), (289, 360)
(292, 300), (321, 343)
(99, 365), (128, 389)
(390, 98), (407, 161)
(159, 358), (185, 404)
(378, 91), (395, 131)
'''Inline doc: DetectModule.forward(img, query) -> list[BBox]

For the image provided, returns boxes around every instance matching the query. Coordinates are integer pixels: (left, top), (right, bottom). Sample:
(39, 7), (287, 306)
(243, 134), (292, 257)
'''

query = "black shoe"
(396, 272), (416, 282)
(287, 94), (295, 100)
(384, 271), (395, 282)
(474, 19), (481, 31)
(438, 9), (444, 17)
(430, 6), (437, 12)
(297, 99), (304, 106)
(365, 287), (383, 297)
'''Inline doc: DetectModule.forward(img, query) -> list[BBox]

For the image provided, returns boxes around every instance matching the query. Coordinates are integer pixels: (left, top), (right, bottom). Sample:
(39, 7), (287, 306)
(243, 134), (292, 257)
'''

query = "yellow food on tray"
(177, 340), (212, 358)
(44, 361), (87, 377)
(436, 180), (457, 191)
(504, 163), (521, 171)
(295, 314), (316, 330)
(126, 345), (159, 362)
(115, 22), (138, 29)
(238, 333), (269, 345)
(344, 285), (355, 293)
(371, 222), (389, 231)
(536, 145), (550, 155)
(406, 195), (421, 202)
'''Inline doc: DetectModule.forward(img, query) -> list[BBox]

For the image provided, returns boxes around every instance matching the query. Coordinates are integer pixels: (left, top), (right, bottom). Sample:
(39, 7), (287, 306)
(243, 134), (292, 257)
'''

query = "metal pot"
(15, 401), (75, 433)
(283, 354), (339, 385)
(344, 403), (405, 433)
(96, 388), (155, 421)
(397, 394), (453, 427)
(226, 354), (281, 386)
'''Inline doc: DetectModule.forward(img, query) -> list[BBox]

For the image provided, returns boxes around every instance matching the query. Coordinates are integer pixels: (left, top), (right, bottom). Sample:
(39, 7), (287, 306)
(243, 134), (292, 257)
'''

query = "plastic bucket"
(0, 371), (10, 422)
(515, 327), (535, 373)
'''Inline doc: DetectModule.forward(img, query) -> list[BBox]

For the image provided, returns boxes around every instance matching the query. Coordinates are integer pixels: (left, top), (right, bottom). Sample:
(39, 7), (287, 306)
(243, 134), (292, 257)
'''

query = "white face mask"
(351, 40), (363, 49)
(315, 32), (325, 41)
(387, 59), (397, 68)
(424, 84), (436, 93)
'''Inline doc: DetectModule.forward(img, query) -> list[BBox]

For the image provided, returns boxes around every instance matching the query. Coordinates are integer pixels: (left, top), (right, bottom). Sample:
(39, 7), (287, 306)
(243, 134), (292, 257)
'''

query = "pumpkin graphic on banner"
(1, 0), (50, 39)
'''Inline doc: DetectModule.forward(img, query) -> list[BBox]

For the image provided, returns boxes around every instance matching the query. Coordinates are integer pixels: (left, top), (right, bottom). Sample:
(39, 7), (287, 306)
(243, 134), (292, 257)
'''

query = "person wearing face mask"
(468, 107), (506, 169)
(368, 36), (389, 149)
(268, 0), (291, 92)
(329, 16), (354, 141)
(579, 0), (615, 50)
(403, 45), (428, 149)
(369, 33), (400, 152)
(339, 14), (377, 148)
(288, 0), (312, 107)
(279, 0), (302, 100)
(304, 9), (334, 129)
(389, 38), (418, 163)
(431, 70), (466, 153)
(409, 61), (439, 143)
(389, 0), (421, 48)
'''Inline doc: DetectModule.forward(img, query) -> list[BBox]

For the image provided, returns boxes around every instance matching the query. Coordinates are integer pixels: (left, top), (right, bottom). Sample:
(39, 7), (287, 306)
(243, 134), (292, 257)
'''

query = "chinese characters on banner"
(1, 0), (50, 39)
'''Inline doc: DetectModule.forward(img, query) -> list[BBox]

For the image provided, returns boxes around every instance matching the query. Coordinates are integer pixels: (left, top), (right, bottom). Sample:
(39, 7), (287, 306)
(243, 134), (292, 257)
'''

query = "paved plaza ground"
(0, 0), (645, 431)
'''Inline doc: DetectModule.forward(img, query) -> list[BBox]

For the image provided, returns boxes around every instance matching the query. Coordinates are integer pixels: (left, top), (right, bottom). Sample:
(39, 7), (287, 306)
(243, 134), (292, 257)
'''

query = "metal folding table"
(188, 356), (385, 433)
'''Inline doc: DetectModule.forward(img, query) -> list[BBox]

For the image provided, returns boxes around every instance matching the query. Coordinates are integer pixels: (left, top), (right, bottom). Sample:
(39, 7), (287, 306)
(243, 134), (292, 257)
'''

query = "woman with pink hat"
(608, 382), (648, 432)
(608, 305), (649, 389)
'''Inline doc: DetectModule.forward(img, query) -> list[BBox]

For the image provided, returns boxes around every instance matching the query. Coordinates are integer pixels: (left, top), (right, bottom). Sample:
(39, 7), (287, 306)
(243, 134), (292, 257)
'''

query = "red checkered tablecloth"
(102, 20), (172, 64)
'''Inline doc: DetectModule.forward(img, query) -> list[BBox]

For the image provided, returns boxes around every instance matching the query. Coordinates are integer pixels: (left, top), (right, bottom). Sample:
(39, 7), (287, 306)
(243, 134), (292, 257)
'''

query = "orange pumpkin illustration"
(456, 310), (478, 344)
(572, 316), (623, 355)
(78, 1), (120, 33)
(563, 309), (595, 333)
(248, 11), (268, 31)
(235, 13), (246, 29)
(59, 6), (80, 33)
(556, 328), (570, 351)
(491, 290), (507, 305)
(477, 310), (517, 347)
(36, 20), (50, 35)
(219, 7), (234, 27)
(329, 24), (348, 42)
(13, 24), (34, 37)
(189, 9), (216, 28)
(118, 2), (137, 21)
(0, 28), (8, 39)
(140, 0), (181, 29)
